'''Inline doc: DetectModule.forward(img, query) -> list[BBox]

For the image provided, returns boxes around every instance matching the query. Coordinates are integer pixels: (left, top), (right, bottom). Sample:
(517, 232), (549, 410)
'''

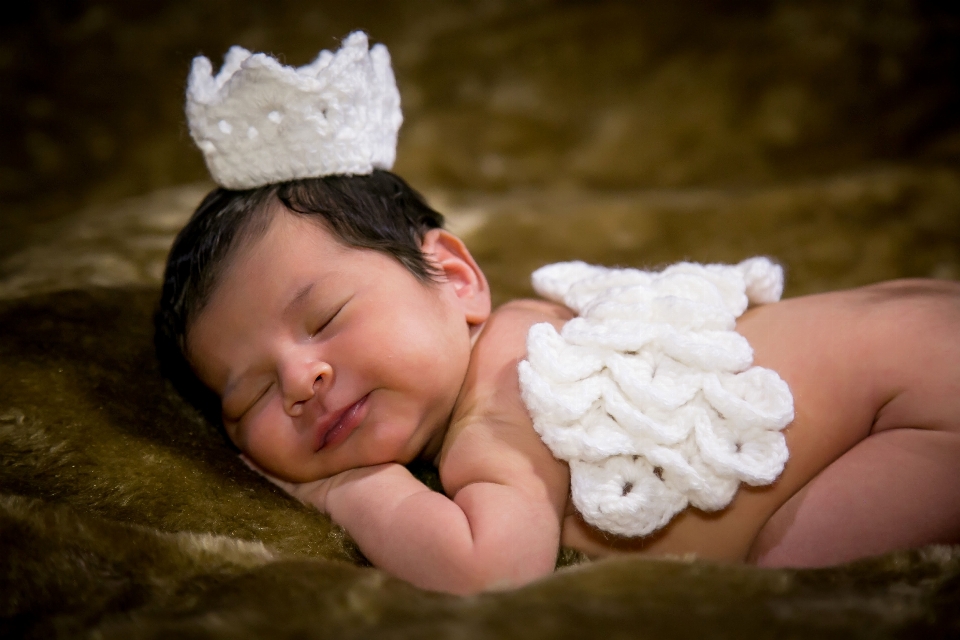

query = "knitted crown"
(186, 32), (402, 189)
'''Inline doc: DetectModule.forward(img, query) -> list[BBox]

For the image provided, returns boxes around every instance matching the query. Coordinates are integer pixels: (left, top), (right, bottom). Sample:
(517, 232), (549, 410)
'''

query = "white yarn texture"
(186, 32), (402, 189)
(518, 258), (794, 537)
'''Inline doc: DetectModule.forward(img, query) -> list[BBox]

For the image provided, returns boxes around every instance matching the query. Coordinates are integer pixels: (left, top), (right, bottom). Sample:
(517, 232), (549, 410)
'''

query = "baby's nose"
(283, 359), (333, 416)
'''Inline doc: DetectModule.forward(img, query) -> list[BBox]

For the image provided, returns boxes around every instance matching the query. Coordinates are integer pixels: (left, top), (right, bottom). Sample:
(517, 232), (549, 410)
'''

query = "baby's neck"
(469, 320), (486, 348)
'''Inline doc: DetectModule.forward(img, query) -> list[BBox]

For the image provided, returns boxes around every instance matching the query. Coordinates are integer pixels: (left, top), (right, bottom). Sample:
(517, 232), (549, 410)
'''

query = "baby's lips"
(313, 398), (356, 451)
(316, 394), (369, 451)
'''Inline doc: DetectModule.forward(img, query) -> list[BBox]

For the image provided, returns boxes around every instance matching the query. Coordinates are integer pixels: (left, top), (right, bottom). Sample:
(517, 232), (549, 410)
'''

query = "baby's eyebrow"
(284, 283), (314, 317)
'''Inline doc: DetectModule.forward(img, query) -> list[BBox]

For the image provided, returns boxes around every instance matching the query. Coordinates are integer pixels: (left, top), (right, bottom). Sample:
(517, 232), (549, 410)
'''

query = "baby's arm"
(276, 437), (565, 594)
(315, 456), (563, 594)
(269, 300), (573, 595)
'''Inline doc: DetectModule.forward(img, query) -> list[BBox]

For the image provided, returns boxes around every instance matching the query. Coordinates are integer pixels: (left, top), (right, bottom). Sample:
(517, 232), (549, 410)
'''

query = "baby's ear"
(420, 229), (491, 325)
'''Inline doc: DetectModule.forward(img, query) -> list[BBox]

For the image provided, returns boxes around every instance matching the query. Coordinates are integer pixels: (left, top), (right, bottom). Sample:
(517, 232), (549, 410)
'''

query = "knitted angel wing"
(518, 258), (794, 537)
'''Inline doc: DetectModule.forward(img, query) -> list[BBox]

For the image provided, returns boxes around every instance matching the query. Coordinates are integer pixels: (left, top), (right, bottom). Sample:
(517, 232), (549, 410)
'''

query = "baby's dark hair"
(154, 169), (444, 419)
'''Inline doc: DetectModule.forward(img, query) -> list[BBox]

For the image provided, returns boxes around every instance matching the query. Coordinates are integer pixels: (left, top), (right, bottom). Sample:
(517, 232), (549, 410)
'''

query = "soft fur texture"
(2, 287), (959, 639)
(5, 2), (960, 636)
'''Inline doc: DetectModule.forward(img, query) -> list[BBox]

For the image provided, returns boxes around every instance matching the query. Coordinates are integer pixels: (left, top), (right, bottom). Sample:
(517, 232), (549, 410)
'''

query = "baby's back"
(560, 279), (960, 565)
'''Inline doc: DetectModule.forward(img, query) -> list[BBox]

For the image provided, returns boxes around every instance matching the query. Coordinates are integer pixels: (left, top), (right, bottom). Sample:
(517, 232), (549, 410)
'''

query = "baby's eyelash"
(232, 384), (272, 421)
(313, 302), (346, 336)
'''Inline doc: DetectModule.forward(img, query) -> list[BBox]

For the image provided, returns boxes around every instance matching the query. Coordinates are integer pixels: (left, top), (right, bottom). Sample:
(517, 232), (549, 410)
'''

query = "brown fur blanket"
(2, 276), (959, 640)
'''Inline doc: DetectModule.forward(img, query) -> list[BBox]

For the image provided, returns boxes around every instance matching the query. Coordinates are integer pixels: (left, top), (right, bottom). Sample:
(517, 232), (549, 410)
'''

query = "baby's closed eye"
(223, 382), (273, 423)
(310, 303), (346, 338)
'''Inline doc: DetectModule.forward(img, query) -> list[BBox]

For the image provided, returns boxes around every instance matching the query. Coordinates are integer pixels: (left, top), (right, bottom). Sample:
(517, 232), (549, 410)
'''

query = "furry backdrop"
(2, 275), (959, 640)
(3, 2), (960, 637)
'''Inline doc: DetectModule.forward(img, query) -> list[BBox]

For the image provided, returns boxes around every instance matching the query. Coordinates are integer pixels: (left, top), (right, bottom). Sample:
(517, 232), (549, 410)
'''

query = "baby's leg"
(747, 280), (960, 567)
(748, 428), (960, 566)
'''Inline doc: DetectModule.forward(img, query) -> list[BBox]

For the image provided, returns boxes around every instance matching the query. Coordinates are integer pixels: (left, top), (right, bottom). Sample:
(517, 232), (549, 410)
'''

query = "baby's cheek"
(243, 433), (275, 468)
(361, 420), (416, 463)
(243, 413), (293, 471)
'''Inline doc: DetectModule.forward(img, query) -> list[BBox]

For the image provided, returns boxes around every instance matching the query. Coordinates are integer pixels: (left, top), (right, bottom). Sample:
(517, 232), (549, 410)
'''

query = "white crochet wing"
(518, 258), (794, 537)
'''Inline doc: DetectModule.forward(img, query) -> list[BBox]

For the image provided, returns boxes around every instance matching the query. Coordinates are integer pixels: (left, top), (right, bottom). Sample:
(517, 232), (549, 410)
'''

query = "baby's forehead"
(213, 207), (327, 279)
(207, 214), (422, 313)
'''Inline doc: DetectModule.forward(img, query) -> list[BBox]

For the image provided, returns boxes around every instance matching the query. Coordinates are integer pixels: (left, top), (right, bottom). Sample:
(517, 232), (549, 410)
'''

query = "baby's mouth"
(315, 395), (369, 451)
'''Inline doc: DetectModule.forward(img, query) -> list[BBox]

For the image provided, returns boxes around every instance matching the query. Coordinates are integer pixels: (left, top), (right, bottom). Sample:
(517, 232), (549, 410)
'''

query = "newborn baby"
(156, 170), (960, 595)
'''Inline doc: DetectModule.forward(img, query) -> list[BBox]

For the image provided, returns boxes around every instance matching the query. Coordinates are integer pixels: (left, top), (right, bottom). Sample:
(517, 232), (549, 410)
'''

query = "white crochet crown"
(186, 31), (402, 189)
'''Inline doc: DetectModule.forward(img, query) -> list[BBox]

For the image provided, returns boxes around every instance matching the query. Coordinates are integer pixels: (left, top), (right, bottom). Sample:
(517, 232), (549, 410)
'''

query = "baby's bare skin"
(189, 208), (960, 594)
(476, 281), (960, 565)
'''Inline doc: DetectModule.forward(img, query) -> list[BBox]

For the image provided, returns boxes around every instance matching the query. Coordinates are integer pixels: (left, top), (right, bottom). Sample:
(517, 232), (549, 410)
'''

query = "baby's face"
(187, 207), (490, 482)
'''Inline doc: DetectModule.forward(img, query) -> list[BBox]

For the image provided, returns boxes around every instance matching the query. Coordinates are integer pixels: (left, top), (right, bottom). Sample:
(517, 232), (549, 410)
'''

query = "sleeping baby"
(156, 33), (960, 595)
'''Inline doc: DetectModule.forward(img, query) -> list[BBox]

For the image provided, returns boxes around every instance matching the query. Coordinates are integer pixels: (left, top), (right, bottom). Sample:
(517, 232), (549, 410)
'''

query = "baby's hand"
(239, 454), (337, 513)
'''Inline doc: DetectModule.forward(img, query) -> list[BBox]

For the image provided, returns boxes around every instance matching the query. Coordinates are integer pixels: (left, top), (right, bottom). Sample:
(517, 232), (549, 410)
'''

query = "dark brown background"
(2, 4), (960, 637)
(2, 1), (958, 296)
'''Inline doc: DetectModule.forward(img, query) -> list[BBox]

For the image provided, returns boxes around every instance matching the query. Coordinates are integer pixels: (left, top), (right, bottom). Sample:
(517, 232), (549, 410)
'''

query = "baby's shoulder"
(441, 297), (573, 495)
(445, 298), (571, 444)
(461, 299), (572, 392)
(480, 298), (573, 346)
(464, 298), (572, 397)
